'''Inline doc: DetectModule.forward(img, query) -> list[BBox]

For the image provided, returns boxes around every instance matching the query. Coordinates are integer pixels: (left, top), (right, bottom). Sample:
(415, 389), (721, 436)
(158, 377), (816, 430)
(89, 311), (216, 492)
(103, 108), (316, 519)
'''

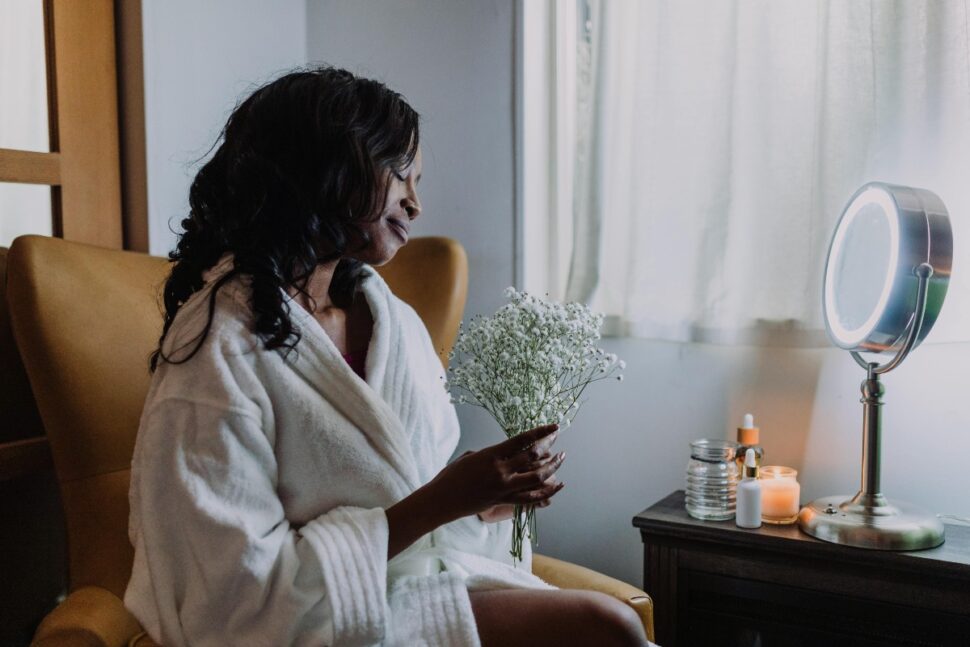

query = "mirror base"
(798, 495), (945, 551)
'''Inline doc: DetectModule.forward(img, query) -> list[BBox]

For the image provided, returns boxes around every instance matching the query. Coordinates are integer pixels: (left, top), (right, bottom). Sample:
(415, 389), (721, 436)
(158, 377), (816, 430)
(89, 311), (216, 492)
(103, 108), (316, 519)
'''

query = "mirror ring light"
(823, 182), (952, 353)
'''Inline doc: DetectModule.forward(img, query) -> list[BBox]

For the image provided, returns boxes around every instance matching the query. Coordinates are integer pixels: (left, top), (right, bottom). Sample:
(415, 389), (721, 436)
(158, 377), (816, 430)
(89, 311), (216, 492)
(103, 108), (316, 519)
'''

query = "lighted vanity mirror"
(799, 182), (953, 550)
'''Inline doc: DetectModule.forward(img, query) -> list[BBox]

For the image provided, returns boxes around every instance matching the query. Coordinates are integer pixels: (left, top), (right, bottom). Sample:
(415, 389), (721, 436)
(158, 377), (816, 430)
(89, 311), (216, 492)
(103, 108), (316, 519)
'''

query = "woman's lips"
(389, 218), (409, 242)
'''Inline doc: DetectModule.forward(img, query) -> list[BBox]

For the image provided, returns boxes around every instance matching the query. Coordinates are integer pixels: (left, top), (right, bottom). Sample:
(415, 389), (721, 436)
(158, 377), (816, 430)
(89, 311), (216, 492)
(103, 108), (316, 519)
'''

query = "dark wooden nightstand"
(632, 491), (970, 647)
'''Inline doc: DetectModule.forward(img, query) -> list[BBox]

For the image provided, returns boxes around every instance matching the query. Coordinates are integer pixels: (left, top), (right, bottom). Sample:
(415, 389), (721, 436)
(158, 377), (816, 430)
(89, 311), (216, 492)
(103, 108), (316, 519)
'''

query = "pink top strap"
(342, 350), (367, 380)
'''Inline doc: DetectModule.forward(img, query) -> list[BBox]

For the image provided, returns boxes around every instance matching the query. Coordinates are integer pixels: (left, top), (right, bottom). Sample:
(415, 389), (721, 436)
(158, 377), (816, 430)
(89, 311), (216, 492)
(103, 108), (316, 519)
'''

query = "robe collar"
(282, 266), (423, 497)
(203, 255), (424, 498)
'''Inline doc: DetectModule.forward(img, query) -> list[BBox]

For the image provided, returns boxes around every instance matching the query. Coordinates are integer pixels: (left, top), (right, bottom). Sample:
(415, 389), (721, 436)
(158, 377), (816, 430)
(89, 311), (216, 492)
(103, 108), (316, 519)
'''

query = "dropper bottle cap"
(738, 413), (760, 445)
(743, 448), (759, 479)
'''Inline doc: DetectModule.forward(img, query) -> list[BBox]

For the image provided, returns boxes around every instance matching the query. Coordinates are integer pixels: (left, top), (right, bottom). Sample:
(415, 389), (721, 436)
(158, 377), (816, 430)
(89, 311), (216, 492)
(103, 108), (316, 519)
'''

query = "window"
(0, 0), (146, 250)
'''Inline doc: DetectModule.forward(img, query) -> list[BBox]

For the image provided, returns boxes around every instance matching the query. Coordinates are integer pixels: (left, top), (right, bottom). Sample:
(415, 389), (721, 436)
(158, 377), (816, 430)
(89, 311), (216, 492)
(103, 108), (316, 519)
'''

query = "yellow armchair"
(4, 235), (652, 645)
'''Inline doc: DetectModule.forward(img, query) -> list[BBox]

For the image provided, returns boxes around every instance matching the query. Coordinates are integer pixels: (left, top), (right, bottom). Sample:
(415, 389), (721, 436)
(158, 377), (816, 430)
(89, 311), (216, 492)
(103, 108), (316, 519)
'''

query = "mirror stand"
(799, 264), (946, 550)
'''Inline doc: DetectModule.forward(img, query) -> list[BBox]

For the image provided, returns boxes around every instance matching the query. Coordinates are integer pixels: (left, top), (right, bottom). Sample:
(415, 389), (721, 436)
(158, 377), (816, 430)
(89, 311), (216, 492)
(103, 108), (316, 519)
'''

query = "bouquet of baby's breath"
(446, 287), (624, 562)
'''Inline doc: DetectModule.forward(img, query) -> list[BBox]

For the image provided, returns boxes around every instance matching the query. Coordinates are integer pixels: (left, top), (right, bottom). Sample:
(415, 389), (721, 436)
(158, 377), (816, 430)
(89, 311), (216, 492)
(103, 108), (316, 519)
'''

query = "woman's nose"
(402, 193), (422, 220)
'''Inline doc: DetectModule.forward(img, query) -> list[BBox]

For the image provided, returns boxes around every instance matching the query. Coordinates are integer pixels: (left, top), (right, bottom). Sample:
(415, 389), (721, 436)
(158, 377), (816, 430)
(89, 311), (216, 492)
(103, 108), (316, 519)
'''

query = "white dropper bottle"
(736, 448), (762, 529)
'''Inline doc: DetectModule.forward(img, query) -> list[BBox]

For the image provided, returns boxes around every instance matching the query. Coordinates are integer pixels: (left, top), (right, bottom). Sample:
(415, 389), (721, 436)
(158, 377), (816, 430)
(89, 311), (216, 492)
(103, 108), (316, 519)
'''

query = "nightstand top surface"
(634, 490), (970, 577)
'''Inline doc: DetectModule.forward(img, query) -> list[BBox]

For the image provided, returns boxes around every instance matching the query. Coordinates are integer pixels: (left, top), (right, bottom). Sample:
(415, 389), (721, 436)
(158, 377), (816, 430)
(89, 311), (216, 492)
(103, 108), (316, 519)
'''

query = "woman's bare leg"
(469, 589), (648, 647)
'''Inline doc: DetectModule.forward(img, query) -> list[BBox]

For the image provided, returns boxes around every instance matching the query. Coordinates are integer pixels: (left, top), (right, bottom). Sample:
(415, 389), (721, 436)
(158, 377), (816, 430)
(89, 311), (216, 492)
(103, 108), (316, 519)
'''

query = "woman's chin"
(353, 242), (404, 266)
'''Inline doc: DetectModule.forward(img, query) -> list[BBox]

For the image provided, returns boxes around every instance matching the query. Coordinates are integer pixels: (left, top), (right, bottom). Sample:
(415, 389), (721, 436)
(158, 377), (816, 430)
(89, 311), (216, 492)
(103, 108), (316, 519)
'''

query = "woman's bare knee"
(469, 589), (647, 647)
(580, 592), (648, 646)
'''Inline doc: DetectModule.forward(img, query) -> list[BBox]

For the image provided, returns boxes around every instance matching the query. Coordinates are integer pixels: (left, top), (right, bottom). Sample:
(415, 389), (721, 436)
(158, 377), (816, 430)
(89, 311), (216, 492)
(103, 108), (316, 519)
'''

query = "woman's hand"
(477, 483), (559, 523)
(386, 424), (565, 559)
(427, 423), (566, 524)
(450, 451), (511, 522)
(445, 444), (563, 524)
(478, 504), (516, 523)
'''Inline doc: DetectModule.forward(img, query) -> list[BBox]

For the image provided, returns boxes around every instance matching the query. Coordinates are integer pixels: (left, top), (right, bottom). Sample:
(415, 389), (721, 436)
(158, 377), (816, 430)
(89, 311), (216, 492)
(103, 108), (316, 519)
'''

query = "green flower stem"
(509, 503), (538, 564)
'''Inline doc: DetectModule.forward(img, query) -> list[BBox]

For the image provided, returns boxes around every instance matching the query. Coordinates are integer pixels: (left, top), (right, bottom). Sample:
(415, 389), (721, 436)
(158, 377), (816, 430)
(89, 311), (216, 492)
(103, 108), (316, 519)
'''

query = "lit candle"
(760, 466), (800, 525)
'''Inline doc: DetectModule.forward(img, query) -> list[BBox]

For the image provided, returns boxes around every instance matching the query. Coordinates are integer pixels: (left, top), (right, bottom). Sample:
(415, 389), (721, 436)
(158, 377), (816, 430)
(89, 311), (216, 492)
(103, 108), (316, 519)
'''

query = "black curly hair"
(150, 66), (420, 371)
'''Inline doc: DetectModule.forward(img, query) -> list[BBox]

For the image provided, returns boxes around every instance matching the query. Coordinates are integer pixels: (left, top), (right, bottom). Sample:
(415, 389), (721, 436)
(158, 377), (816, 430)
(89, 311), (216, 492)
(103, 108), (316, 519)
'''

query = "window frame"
(0, 0), (146, 249)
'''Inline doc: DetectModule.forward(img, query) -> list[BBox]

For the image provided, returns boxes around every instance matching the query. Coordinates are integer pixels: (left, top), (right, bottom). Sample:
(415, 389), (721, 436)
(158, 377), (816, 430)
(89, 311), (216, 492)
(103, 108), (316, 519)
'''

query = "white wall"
(142, 0), (307, 256)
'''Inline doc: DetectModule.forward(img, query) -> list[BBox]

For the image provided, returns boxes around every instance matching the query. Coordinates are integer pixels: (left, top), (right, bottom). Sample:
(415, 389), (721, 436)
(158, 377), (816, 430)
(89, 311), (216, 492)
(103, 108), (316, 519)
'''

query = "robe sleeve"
(125, 398), (390, 647)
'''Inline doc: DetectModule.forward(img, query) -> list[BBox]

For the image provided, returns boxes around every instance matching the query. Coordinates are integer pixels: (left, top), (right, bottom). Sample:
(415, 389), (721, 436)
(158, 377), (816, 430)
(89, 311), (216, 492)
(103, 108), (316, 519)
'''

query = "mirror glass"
(831, 202), (893, 333)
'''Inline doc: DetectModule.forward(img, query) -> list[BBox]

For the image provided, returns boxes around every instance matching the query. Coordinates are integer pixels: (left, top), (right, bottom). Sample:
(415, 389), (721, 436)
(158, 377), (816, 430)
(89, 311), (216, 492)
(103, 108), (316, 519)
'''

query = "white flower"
(446, 286), (626, 562)
(448, 286), (624, 436)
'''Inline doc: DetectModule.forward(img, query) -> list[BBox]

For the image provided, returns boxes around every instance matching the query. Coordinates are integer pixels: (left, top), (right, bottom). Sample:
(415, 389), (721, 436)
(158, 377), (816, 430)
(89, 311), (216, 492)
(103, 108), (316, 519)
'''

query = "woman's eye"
(393, 171), (406, 182)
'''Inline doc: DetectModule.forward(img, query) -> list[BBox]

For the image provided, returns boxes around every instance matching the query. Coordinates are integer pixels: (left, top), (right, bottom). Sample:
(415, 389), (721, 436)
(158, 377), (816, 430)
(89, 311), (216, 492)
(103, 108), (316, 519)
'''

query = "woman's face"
(352, 146), (423, 266)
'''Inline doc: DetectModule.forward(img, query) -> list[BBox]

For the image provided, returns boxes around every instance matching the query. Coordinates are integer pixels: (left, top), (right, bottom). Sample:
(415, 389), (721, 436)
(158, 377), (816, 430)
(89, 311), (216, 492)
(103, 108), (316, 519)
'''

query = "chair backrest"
(0, 247), (46, 448)
(5, 235), (468, 598)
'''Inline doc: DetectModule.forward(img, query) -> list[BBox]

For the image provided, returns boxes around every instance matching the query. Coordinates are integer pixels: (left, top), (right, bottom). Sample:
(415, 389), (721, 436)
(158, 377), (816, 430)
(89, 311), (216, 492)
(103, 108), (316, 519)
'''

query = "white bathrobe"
(124, 257), (554, 646)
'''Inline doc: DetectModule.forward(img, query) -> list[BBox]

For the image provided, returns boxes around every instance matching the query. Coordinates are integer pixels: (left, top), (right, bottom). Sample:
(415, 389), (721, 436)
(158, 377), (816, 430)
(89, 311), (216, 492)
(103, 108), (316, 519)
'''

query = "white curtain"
(543, 0), (970, 345)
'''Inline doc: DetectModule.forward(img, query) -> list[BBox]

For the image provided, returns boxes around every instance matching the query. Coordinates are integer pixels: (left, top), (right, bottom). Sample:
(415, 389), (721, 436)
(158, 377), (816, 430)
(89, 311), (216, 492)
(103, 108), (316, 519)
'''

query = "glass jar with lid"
(685, 439), (740, 521)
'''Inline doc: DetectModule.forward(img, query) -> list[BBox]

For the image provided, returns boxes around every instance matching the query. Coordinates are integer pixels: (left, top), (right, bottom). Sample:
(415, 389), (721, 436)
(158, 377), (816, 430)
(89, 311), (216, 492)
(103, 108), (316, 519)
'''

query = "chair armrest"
(532, 553), (655, 642)
(32, 586), (144, 647)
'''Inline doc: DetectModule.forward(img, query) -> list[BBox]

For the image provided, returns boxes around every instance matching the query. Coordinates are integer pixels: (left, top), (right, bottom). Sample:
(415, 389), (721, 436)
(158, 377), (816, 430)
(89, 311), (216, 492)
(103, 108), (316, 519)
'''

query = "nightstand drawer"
(682, 570), (968, 646)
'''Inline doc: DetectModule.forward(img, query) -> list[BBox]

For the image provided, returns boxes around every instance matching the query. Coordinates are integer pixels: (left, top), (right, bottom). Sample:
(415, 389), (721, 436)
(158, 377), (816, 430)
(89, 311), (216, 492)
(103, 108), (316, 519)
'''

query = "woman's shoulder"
(149, 275), (273, 417)
(161, 275), (259, 360)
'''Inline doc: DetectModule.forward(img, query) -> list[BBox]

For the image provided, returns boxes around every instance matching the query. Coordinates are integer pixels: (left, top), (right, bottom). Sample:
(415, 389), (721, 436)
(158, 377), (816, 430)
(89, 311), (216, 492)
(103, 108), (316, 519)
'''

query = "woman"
(125, 67), (647, 646)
